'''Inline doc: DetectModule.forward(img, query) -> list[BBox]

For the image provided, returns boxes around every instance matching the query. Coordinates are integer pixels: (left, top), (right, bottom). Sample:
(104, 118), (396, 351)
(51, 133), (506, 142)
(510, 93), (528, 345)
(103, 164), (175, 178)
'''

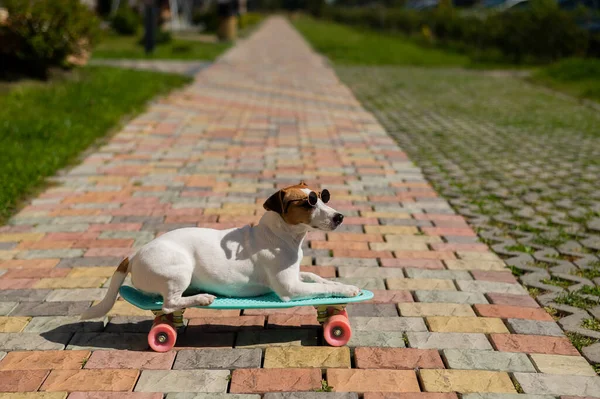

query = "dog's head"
(263, 181), (344, 231)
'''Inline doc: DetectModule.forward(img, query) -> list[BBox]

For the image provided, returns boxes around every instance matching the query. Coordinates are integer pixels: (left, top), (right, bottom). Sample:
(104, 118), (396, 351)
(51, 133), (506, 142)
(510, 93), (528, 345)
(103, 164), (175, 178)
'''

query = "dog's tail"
(80, 257), (130, 320)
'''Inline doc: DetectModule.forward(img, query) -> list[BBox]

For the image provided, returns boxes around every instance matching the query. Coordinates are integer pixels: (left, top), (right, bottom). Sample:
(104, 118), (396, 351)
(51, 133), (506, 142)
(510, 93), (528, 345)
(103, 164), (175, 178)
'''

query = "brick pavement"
(0, 17), (599, 398)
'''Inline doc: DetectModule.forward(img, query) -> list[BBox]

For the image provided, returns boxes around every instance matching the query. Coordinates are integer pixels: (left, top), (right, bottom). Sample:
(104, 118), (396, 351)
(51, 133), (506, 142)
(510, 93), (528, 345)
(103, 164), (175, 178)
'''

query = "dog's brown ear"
(298, 180), (307, 187)
(263, 190), (285, 214)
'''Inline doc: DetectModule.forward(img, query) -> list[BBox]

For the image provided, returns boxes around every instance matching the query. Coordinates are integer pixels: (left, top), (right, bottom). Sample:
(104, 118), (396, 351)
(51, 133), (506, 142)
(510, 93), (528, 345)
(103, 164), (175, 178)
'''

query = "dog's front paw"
(339, 284), (360, 297)
(200, 294), (216, 306)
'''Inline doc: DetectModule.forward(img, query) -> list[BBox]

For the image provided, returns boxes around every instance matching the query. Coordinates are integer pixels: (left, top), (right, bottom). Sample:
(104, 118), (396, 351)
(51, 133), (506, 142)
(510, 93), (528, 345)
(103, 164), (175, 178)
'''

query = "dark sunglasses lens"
(308, 191), (318, 206)
(321, 189), (330, 203)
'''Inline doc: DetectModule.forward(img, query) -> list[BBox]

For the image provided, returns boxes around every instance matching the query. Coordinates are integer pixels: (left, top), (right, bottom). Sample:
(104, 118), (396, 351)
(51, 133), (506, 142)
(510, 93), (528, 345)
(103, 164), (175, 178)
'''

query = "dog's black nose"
(333, 213), (344, 225)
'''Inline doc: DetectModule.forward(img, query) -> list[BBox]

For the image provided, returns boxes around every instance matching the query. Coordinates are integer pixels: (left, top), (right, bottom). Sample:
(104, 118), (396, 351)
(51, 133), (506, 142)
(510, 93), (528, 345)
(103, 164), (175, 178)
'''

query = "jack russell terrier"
(80, 181), (361, 320)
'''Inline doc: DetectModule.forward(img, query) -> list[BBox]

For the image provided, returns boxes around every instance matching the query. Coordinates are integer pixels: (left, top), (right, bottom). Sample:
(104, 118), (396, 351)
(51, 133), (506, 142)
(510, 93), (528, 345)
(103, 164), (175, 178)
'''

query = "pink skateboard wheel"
(323, 315), (351, 346)
(148, 323), (177, 352)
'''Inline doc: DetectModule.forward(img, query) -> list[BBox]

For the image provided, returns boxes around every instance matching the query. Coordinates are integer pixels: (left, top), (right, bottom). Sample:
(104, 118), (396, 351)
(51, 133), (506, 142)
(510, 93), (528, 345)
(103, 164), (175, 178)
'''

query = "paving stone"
(230, 369), (321, 393)
(0, 289), (50, 302)
(337, 267), (405, 278)
(23, 317), (104, 333)
(167, 395), (260, 399)
(0, 303), (17, 316)
(263, 394), (358, 399)
(315, 258), (378, 268)
(41, 369), (139, 392)
(16, 249), (85, 259)
(350, 317), (427, 331)
(0, 317), (30, 333)
(404, 269), (472, 280)
(85, 350), (175, 370)
(66, 332), (149, 351)
(264, 347), (350, 368)
(514, 373), (600, 396)
(487, 293), (540, 308)
(235, 329), (318, 348)
(103, 316), (153, 333)
(0, 350), (90, 370)
(426, 316), (509, 333)
(348, 331), (407, 348)
(415, 290), (488, 304)
(442, 349), (536, 372)
(173, 348), (261, 369)
(473, 305), (552, 321)
(0, 370), (49, 392)
(406, 332), (493, 350)
(490, 334), (579, 355)
(346, 304), (398, 317)
(363, 394), (457, 399)
(457, 281), (527, 295)
(529, 354), (597, 376)
(135, 370), (229, 393)
(34, 278), (106, 289)
(0, 393), (69, 399)
(326, 369), (419, 393)
(462, 395), (555, 399)
(354, 347), (444, 369)
(0, 351), (5, 361)
(398, 303), (475, 317)
(46, 289), (108, 302)
(70, 393), (162, 399)
(175, 332), (235, 349)
(0, 332), (71, 350)
(420, 370), (516, 393)
(333, 278), (385, 290)
(506, 319), (564, 337)
(10, 301), (91, 317)
(445, 260), (507, 271)
(387, 278), (456, 291)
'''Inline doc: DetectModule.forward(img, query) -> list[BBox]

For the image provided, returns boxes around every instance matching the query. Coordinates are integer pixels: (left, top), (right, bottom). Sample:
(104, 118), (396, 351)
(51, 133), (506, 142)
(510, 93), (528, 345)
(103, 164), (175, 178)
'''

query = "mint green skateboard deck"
(119, 285), (374, 311)
(120, 285), (374, 351)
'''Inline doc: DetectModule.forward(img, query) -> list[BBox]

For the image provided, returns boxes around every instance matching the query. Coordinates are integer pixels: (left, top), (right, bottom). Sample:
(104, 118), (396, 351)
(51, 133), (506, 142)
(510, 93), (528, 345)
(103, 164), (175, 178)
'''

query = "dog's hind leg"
(162, 292), (216, 314)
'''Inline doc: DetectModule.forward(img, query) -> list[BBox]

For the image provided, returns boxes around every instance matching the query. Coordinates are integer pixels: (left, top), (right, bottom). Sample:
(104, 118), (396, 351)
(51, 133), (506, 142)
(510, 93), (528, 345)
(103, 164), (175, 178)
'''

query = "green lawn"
(531, 58), (600, 103)
(0, 67), (190, 222)
(92, 34), (230, 60)
(292, 16), (469, 67)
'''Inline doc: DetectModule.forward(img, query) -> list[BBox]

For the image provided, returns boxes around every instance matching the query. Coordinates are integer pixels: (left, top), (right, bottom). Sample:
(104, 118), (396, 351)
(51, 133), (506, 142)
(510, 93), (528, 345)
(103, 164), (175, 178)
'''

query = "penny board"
(119, 285), (374, 311)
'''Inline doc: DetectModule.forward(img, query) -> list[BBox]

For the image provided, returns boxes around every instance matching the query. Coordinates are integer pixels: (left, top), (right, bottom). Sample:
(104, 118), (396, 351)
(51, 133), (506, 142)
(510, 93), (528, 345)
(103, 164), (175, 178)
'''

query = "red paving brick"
(490, 334), (579, 355)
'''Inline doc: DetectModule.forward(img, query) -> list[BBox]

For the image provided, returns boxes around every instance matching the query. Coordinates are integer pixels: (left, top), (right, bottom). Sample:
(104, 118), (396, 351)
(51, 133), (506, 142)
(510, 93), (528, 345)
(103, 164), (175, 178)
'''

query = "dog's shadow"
(40, 320), (321, 351)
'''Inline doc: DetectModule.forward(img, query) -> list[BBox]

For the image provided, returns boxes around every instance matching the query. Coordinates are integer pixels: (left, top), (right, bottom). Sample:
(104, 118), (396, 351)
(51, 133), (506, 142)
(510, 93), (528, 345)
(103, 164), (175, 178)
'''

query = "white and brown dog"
(80, 181), (361, 320)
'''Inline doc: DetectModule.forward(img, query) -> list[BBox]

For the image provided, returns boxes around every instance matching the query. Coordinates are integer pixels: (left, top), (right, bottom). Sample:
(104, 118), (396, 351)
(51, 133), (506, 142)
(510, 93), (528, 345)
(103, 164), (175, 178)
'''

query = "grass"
(292, 16), (469, 67)
(566, 331), (599, 351)
(554, 291), (600, 309)
(92, 34), (230, 60)
(532, 58), (600, 103)
(541, 276), (574, 289)
(582, 318), (600, 332)
(0, 66), (190, 222)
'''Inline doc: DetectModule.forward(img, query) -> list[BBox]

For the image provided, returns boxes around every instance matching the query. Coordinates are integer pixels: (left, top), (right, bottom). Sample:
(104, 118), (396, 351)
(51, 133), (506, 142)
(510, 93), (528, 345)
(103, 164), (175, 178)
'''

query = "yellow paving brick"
(398, 303), (476, 317)
(426, 316), (509, 333)
(0, 394), (68, 399)
(445, 260), (507, 271)
(34, 277), (106, 289)
(0, 251), (18, 260)
(420, 370), (516, 393)
(301, 257), (312, 266)
(364, 226), (419, 235)
(213, 187), (257, 193)
(105, 300), (153, 317)
(0, 233), (45, 242)
(263, 347), (351, 368)
(387, 278), (456, 291)
(530, 354), (597, 376)
(370, 242), (429, 251)
(361, 212), (411, 219)
(67, 267), (116, 278)
(0, 317), (31, 333)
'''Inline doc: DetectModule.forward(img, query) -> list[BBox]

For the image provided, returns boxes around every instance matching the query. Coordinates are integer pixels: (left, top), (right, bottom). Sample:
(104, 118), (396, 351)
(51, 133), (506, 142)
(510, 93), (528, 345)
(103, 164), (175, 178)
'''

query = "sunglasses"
(284, 189), (330, 213)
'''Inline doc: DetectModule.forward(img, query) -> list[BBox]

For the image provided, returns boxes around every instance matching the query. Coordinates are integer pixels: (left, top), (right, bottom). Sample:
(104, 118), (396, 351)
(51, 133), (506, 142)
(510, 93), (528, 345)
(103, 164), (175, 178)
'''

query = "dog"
(80, 181), (361, 320)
